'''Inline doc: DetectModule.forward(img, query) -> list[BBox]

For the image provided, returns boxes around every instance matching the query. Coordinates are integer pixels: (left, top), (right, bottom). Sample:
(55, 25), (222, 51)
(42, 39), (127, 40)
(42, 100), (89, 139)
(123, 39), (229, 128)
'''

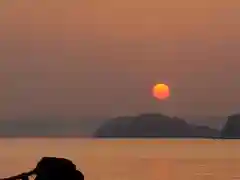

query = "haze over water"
(0, 138), (239, 180)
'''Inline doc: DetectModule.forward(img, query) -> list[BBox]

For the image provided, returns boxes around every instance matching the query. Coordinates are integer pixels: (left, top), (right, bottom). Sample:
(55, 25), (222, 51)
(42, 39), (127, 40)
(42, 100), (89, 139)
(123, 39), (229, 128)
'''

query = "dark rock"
(93, 113), (220, 138)
(221, 114), (240, 139)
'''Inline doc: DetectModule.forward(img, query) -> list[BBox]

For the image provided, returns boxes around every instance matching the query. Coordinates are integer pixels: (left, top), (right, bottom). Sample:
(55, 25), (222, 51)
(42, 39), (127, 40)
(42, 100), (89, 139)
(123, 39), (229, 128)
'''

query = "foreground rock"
(93, 113), (220, 138)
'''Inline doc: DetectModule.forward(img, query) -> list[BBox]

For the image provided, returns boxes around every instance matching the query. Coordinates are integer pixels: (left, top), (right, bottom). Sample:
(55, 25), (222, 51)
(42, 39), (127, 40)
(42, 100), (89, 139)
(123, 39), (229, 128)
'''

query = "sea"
(0, 138), (239, 180)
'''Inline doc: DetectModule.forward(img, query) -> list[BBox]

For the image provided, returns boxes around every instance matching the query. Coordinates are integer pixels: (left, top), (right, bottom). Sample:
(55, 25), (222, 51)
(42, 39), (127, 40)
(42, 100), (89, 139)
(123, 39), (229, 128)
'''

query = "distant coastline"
(0, 113), (239, 139)
(93, 113), (240, 139)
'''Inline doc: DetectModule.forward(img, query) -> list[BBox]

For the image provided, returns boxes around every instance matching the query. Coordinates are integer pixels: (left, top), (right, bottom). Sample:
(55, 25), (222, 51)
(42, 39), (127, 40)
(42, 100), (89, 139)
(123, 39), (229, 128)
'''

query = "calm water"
(0, 138), (240, 180)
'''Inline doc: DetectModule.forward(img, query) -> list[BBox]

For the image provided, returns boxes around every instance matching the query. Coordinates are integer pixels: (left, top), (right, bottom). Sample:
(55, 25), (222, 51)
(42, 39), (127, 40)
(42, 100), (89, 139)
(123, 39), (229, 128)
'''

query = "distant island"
(93, 113), (240, 139)
(0, 113), (239, 138)
(221, 114), (240, 139)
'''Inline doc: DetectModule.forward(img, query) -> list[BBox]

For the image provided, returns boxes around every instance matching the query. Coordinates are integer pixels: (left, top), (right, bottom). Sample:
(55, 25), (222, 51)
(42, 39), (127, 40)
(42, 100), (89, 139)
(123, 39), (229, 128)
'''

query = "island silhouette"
(0, 113), (238, 138)
(93, 113), (240, 139)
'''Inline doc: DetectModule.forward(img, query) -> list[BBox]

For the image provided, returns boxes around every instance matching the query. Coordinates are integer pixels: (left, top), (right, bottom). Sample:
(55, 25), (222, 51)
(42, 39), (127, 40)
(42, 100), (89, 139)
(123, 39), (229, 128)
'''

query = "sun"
(152, 83), (170, 100)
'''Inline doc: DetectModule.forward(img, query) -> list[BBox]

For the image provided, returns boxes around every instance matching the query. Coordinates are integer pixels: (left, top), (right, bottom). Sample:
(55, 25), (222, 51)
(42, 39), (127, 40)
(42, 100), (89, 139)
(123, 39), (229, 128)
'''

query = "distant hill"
(221, 114), (240, 139)
(0, 118), (106, 137)
(93, 113), (220, 138)
(0, 113), (239, 138)
(184, 116), (226, 130)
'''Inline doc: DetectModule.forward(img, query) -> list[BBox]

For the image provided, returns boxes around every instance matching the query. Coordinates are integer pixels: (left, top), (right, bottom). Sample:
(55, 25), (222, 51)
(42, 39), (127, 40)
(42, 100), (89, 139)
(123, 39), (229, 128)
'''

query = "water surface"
(0, 138), (239, 180)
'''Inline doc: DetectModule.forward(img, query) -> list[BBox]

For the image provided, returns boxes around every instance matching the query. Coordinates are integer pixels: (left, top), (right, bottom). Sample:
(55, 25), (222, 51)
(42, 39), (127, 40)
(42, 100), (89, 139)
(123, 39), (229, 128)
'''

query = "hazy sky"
(0, 0), (240, 119)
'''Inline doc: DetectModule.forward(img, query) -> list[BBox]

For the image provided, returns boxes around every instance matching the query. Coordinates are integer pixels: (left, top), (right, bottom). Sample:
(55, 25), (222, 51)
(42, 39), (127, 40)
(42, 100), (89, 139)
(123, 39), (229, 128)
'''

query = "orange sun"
(152, 83), (170, 100)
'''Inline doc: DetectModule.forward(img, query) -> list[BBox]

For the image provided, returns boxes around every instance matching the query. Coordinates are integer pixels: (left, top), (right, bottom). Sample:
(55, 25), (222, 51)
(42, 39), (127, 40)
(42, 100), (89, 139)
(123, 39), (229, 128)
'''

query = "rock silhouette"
(0, 157), (84, 180)
(93, 113), (220, 138)
(221, 114), (240, 139)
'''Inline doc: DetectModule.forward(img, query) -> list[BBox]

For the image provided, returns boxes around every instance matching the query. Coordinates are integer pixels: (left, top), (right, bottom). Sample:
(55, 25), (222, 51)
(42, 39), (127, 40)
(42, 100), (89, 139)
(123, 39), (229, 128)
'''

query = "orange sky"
(0, 0), (240, 119)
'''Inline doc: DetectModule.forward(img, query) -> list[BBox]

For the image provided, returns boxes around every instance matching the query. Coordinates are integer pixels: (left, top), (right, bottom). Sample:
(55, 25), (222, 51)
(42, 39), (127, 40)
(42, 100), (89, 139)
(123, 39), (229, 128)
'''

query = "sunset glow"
(152, 84), (170, 100)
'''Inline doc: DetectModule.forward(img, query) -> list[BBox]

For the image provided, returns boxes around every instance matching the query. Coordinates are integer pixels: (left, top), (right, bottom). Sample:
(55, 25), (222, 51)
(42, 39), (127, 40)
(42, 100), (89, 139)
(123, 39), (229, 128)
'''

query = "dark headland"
(93, 113), (240, 139)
